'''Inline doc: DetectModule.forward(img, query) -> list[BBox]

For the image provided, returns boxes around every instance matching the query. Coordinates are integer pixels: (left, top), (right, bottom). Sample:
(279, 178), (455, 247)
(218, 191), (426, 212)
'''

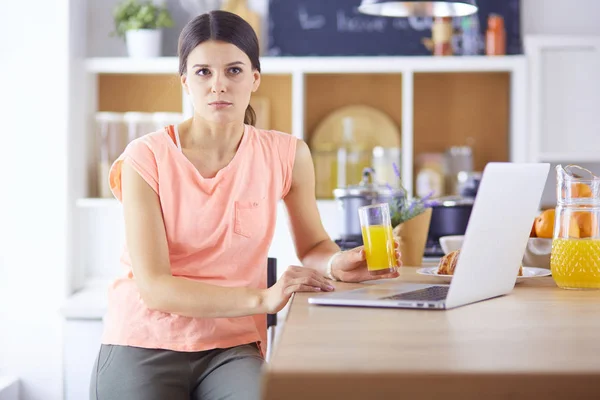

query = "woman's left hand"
(331, 240), (402, 283)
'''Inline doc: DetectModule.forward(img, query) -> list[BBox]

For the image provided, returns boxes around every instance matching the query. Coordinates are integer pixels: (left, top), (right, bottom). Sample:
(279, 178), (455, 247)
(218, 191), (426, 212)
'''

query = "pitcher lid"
(333, 168), (405, 198)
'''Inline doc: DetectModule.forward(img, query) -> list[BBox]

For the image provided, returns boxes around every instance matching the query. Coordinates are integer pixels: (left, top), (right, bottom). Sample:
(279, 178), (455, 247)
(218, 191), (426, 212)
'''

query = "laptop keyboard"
(381, 286), (449, 302)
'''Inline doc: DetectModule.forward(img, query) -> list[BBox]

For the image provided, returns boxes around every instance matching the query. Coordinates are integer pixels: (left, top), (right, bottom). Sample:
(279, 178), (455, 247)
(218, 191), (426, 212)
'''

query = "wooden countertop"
(262, 267), (600, 400)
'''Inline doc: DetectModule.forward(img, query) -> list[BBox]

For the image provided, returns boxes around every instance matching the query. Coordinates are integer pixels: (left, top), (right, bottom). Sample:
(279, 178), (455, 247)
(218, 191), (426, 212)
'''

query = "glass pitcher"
(550, 165), (600, 289)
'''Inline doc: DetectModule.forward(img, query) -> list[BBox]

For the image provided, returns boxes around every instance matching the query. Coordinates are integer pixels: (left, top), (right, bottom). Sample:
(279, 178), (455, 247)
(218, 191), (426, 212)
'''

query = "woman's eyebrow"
(192, 61), (246, 68)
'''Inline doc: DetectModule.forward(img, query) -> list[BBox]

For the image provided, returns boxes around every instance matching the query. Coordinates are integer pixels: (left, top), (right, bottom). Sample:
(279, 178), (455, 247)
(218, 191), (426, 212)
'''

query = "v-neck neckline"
(165, 124), (250, 185)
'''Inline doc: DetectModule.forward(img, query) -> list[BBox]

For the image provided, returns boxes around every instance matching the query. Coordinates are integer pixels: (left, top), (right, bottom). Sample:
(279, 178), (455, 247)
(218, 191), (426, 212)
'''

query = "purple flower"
(420, 191), (435, 202)
(392, 162), (400, 179)
(408, 200), (416, 213)
(423, 200), (438, 208)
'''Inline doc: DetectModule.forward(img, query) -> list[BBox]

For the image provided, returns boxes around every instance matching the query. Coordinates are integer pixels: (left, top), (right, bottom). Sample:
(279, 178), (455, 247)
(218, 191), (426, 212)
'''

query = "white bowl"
(439, 235), (465, 255)
(438, 235), (552, 270)
(523, 238), (552, 269)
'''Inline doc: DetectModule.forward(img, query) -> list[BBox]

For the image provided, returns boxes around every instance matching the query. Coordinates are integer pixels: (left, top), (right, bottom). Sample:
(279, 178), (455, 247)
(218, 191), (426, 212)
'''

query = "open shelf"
(98, 74), (182, 112)
(305, 73), (402, 143)
(413, 72), (511, 172)
(86, 55), (526, 75)
(254, 74), (293, 134)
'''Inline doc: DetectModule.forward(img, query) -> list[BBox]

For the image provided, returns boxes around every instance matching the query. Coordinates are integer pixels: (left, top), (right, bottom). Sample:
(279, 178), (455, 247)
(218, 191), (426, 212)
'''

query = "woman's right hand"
(262, 266), (335, 314)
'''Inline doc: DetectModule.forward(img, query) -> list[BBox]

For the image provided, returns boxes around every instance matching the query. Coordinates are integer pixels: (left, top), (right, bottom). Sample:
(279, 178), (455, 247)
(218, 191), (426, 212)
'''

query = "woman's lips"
(209, 101), (232, 110)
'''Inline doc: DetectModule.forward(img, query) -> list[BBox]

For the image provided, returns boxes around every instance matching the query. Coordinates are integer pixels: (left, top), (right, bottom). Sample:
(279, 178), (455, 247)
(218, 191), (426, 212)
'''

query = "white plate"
(416, 266), (552, 284)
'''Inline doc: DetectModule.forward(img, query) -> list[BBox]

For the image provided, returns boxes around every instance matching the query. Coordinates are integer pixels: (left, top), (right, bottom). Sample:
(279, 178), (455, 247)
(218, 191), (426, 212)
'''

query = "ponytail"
(244, 104), (256, 126)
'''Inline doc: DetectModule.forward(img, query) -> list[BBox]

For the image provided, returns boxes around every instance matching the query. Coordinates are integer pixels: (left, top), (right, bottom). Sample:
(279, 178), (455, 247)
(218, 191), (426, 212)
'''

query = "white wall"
(0, 1), (69, 400)
(522, 0), (600, 35)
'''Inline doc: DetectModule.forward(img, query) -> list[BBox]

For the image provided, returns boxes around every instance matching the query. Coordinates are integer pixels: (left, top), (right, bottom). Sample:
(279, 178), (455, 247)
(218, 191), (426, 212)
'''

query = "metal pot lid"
(432, 195), (475, 207)
(333, 168), (405, 198)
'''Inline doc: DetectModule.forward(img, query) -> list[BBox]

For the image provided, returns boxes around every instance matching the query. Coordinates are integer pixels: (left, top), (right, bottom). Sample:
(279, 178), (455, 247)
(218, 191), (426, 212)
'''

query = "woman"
(90, 10), (401, 400)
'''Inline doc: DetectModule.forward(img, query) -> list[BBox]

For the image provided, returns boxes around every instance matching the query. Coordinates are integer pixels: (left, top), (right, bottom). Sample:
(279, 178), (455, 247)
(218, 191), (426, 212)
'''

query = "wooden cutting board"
(310, 105), (401, 150)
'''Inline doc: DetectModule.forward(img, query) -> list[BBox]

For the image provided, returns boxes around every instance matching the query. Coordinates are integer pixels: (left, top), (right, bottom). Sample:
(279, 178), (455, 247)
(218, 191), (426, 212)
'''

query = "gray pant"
(90, 343), (264, 400)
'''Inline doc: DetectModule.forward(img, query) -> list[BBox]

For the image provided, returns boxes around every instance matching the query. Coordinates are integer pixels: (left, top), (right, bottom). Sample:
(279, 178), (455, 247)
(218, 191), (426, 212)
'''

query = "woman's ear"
(181, 74), (190, 95)
(252, 70), (261, 93)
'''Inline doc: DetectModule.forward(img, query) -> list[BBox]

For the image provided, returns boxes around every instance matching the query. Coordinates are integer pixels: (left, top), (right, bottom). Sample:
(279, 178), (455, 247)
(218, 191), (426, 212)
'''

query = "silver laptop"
(309, 162), (550, 310)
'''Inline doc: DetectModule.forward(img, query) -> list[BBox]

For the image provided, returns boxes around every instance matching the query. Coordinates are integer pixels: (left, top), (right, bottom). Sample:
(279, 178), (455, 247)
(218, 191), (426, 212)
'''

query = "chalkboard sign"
(267, 0), (522, 56)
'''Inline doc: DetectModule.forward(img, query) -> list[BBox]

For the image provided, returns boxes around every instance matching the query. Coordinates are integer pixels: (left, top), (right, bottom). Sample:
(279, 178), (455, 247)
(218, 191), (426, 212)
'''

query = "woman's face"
(181, 40), (260, 125)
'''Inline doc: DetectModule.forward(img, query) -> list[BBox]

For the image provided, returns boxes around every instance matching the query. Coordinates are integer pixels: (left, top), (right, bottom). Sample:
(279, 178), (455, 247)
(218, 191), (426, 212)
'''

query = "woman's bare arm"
(121, 161), (266, 318)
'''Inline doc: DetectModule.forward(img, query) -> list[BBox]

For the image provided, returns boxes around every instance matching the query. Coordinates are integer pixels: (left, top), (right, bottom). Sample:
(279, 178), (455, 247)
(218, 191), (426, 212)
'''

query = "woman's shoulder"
(250, 125), (298, 145)
(125, 127), (173, 155)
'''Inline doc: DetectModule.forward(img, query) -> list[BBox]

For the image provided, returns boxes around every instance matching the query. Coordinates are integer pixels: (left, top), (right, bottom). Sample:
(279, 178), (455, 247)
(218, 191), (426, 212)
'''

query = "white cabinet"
(526, 35), (600, 206)
(527, 36), (600, 162)
(63, 320), (103, 400)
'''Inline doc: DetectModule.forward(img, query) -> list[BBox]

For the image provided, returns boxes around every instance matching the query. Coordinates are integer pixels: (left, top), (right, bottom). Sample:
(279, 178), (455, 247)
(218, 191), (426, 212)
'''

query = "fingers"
(284, 284), (326, 296)
(282, 266), (335, 295)
(395, 251), (402, 267)
(292, 276), (334, 292)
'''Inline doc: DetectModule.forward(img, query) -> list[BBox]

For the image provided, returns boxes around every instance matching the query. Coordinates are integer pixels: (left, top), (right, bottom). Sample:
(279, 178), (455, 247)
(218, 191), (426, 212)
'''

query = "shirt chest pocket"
(234, 199), (268, 238)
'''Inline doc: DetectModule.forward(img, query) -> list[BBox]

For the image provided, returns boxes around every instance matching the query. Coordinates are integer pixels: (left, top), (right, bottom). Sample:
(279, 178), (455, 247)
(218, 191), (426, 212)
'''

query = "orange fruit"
(572, 182), (592, 198)
(529, 220), (537, 237)
(573, 211), (599, 238)
(566, 217), (581, 238)
(535, 209), (555, 239)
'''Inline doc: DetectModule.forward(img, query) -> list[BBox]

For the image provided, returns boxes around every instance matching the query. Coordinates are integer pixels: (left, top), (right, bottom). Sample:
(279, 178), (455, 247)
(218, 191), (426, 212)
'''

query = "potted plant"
(113, 0), (174, 58)
(388, 163), (435, 266)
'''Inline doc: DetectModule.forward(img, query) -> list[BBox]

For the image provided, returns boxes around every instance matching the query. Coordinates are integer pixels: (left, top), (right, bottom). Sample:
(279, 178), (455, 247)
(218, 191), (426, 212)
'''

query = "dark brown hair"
(178, 10), (260, 126)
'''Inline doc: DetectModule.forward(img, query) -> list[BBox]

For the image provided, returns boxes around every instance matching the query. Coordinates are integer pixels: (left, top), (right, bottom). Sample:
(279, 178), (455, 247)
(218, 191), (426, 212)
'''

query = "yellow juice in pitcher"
(551, 238), (600, 289)
(361, 225), (397, 274)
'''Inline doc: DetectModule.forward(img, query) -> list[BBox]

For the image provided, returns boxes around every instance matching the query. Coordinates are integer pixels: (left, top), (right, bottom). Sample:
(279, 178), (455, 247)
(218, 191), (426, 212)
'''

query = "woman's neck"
(179, 117), (245, 156)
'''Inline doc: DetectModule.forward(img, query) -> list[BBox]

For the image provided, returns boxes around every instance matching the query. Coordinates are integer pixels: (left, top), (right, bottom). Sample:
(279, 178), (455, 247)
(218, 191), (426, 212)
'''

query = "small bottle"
(486, 14), (506, 56)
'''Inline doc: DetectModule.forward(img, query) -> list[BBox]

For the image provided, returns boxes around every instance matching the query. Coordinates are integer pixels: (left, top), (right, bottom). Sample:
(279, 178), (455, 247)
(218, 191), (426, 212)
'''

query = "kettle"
(333, 168), (405, 241)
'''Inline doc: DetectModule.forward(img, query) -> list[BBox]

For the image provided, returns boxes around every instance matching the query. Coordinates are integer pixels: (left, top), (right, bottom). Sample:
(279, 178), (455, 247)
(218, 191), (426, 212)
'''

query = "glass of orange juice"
(358, 203), (398, 276)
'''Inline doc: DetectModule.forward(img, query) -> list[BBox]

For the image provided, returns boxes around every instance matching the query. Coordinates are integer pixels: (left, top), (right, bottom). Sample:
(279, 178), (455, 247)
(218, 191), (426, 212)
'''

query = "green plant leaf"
(112, 0), (174, 39)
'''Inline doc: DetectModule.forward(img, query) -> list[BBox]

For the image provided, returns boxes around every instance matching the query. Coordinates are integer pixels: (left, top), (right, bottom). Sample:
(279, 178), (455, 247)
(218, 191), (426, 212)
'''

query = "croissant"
(437, 249), (461, 275)
(437, 249), (523, 276)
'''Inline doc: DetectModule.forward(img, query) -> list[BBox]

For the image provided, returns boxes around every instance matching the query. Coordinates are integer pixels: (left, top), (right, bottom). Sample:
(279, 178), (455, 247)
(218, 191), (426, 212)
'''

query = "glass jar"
(312, 143), (338, 199)
(95, 112), (127, 198)
(550, 164), (600, 289)
(123, 112), (155, 142)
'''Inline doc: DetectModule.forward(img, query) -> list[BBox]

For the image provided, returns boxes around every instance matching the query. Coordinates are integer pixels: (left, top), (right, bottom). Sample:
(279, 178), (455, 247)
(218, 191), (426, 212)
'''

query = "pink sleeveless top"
(102, 124), (297, 356)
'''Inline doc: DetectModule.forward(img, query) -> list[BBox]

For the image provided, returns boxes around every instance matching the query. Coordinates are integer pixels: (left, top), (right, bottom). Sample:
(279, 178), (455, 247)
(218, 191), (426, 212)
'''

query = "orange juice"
(361, 224), (397, 274)
(551, 238), (600, 289)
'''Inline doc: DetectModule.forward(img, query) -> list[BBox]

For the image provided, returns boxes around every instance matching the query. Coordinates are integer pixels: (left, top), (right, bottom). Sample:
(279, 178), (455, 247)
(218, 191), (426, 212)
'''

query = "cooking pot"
(427, 196), (474, 245)
(333, 169), (405, 240)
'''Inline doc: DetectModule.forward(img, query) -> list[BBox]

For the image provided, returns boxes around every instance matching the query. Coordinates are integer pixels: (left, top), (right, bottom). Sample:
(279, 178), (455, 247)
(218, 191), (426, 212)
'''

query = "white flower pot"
(125, 29), (163, 58)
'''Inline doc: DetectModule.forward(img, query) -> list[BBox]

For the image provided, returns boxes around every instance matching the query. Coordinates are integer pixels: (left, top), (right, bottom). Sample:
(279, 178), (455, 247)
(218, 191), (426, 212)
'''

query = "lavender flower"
(385, 168), (434, 227)
(392, 162), (401, 179)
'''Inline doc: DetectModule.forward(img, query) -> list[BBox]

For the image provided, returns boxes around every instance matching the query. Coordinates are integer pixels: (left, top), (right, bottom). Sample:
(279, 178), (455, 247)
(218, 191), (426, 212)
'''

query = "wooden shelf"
(254, 74), (293, 134)
(414, 72), (511, 173)
(305, 73), (402, 144)
(98, 74), (182, 113)
(86, 56), (526, 75)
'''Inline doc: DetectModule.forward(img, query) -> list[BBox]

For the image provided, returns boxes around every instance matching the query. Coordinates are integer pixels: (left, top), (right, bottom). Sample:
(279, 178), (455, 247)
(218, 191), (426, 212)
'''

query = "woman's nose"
(211, 74), (227, 93)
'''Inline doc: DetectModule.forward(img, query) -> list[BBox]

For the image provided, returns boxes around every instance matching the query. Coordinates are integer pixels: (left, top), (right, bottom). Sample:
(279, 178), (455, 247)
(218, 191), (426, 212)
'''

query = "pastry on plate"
(437, 249), (523, 276)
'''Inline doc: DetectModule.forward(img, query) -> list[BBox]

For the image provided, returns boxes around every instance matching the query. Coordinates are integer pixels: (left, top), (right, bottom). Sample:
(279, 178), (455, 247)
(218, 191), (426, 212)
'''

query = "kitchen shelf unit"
(80, 54), (527, 204)
(71, 54), (527, 289)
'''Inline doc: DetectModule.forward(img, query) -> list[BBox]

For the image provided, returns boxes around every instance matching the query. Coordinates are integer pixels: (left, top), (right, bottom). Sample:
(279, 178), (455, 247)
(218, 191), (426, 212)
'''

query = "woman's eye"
(228, 67), (242, 74)
(196, 68), (210, 76)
